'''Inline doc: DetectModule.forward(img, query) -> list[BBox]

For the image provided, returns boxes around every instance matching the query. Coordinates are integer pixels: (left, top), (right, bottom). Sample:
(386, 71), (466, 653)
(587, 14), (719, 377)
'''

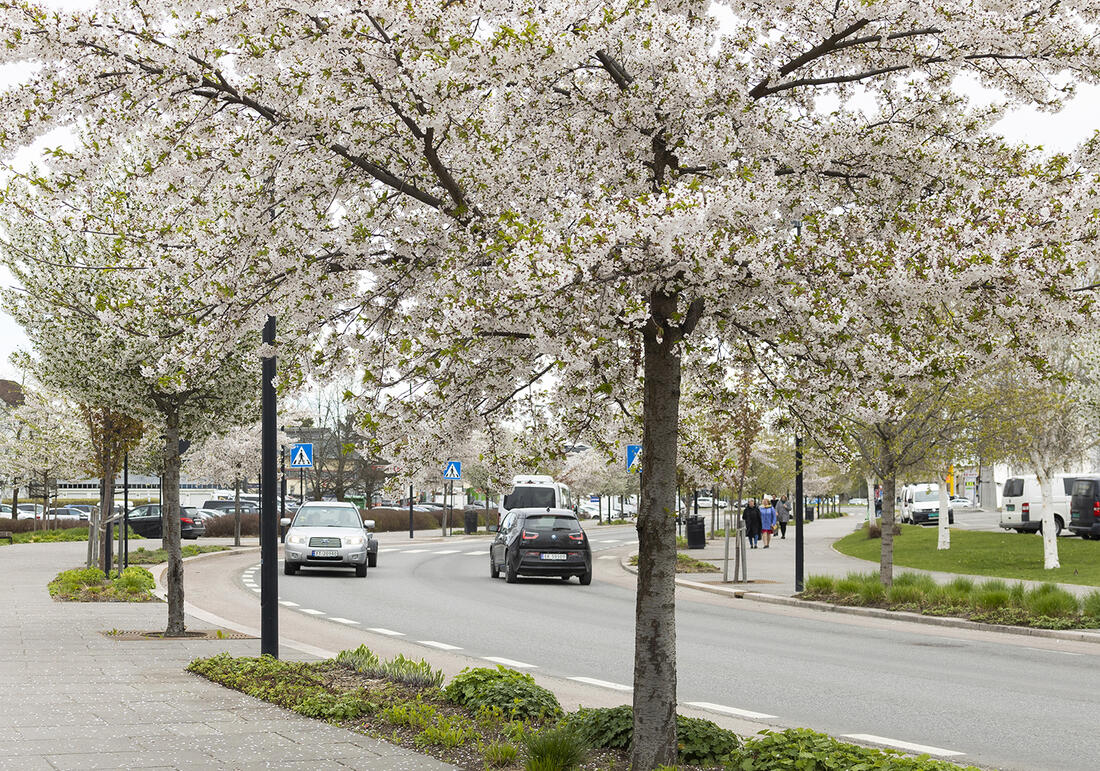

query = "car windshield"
(503, 487), (556, 510)
(293, 506), (362, 528)
(913, 490), (939, 503)
(523, 515), (580, 532)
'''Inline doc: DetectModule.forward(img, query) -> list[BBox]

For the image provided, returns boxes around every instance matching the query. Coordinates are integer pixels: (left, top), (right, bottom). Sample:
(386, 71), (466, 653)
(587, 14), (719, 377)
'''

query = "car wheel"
(505, 556), (518, 584)
(368, 552), (378, 568)
(1055, 516), (1065, 536)
(490, 556), (499, 579)
(355, 563), (367, 577)
(579, 569), (592, 586)
(284, 561), (298, 576)
(561, 575), (571, 581)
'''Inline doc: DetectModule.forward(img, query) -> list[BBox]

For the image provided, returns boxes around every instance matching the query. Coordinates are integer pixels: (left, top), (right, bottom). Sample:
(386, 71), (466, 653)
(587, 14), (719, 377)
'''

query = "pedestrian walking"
(742, 498), (762, 549)
(759, 496), (777, 548)
(775, 495), (791, 539)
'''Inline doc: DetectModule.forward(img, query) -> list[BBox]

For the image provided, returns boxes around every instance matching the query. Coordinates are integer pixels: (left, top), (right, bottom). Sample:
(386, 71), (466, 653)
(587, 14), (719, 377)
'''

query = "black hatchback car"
(126, 504), (206, 539)
(1069, 476), (1100, 539)
(490, 508), (592, 584)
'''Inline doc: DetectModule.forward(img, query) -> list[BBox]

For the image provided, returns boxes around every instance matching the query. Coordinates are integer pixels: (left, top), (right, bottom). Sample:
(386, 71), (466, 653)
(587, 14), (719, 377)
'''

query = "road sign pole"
(795, 434), (804, 593)
(260, 315), (278, 658)
(409, 485), (414, 539)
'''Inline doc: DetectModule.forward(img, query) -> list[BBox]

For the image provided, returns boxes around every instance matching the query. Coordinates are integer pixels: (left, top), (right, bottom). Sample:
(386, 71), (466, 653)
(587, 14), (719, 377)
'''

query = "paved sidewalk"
(0, 540), (455, 770)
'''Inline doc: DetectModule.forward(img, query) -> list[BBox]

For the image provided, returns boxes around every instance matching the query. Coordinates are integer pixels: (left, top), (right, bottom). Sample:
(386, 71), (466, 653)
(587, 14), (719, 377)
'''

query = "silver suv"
(281, 502), (377, 577)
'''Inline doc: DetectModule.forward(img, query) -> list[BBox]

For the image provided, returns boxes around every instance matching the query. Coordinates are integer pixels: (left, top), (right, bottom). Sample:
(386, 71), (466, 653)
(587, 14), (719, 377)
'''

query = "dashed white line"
(685, 702), (776, 720)
(432, 550), (459, 555)
(379, 548), (401, 553)
(250, 588), (261, 594)
(596, 539), (622, 544)
(464, 550), (484, 555)
(598, 555), (618, 560)
(842, 735), (964, 758)
(568, 677), (632, 691)
(1023, 646), (1082, 656)
(279, 601), (299, 607)
(482, 656), (537, 669)
(401, 549), (428, 554)
(368, 627), (406, 636)
(299, 608), (325, 615)
(418, 640), (463, 650)
(329, 617), (360, 625)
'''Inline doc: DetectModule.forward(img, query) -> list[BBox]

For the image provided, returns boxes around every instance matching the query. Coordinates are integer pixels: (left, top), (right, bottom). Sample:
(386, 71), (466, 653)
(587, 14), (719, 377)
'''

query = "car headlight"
(287, 534), (306, 545)
(343, 535), (366, 547)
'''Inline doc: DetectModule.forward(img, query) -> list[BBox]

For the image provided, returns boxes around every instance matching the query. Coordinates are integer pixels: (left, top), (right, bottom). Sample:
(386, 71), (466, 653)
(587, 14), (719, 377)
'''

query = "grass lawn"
(835, 525), (1100, 587)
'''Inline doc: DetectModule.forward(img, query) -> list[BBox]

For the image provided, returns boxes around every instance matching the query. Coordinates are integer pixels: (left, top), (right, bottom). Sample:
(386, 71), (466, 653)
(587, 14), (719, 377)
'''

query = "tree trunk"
(10, 483), (18, 526)
(234, 477), (241, 547)
(880, 475), (897, 587)
(630, 314), (681, 770)
(99, 471), (116, 572)
(937, 471), (951, 551)
(162, 409), (186, 636)
(864, 475), (876, 526)
(1034, 463), (1060, 569)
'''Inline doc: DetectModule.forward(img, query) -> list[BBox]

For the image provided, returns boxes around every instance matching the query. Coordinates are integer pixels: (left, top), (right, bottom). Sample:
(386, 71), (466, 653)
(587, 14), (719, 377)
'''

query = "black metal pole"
(260, 315), (279, 658)
(123, 452), (130, 568)
(299, 468), (304, 505)
(409, 484), (414, 538)
(794, 435), (804, 592)
(280, 445), (286, 542)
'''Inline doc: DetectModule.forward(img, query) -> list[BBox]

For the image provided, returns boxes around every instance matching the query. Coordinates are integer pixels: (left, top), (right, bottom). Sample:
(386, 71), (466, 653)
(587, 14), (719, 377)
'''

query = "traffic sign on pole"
(626, 444), (642, 473)
(443, 460), (462, 480)
(289, 443), (314, 469)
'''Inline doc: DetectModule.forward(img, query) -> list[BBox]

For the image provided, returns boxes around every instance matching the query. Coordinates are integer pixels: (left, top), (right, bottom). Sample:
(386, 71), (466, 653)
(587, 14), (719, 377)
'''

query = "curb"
(620, 551), (1100, 645)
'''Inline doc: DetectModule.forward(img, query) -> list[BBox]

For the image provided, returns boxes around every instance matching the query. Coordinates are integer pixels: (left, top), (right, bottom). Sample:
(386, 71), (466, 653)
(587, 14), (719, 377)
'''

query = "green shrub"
(336, 646), (443, 689)
(1008, 581), (1027, 607)
(379, 699), (441, 730)
(476, 678), (562, 721)
(1082, 590), (1100, 620)
(974, 587), (1011, 611)
(856, 580), (886, 605)
(444, 666), (536, 707)
(732, 728), (981, 770)
(833, 576), (863, 598)
(1025, 584), (1079, 618)
(523, 724), (588, 771)
(116, 566), (155, 593)
(802, 574), (835, 596)
(294, 691), (375, 721)
(414, 716), (475, 749)
(676, 714), (741, 764)
(886, 583), (925, 606)
(561, 706), (739, 764)
(484, 740), (519, 767)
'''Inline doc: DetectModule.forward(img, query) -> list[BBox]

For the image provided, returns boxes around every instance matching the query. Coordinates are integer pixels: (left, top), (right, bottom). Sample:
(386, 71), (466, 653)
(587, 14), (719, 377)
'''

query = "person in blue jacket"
(759, 496), (778, 548)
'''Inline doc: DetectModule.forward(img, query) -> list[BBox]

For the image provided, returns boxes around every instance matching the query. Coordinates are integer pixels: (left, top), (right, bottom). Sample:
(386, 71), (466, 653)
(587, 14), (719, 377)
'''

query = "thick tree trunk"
(10, 484), (18, 524)
(630, 315), (681, 770)
(162, 410), (186, 636)
(1034, 464), (1060, 569)
(880, 475), (896, 587)
(99, 473), (115, 572)
(864, 475), (876, 526)
(937, 471), (950, 551)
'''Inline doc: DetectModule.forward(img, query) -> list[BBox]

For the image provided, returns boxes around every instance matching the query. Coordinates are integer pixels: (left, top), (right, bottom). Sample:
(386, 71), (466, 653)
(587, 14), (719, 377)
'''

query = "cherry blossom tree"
(3, 1), (1100, 764)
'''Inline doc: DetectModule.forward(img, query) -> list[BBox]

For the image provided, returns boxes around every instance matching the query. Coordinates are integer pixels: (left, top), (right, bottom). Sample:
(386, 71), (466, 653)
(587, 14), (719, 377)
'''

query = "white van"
(899, 483), (954, 526)
(999, 474), (1081, 536)
(500, 475), (573, 515)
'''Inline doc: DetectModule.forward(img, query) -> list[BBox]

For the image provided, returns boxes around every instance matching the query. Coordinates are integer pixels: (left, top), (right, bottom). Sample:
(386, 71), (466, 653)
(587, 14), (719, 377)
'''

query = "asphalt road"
(253, 523), (1100, 771)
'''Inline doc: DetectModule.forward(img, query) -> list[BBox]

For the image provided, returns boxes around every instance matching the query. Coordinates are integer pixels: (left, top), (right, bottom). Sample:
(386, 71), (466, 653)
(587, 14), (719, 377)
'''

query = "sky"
(0, 6), (1096, 381)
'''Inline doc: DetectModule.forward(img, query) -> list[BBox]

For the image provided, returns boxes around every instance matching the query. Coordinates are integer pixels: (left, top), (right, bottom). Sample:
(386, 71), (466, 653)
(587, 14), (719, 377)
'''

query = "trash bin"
(805, 505), (815, 522)
(685, 516), (706, 549)
(464, 510), (479, 534)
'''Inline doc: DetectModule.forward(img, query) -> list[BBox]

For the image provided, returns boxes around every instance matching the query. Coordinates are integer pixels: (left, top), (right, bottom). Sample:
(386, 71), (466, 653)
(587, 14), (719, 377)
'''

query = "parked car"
(16, 503), (44, 520)
(68, 504), (97, 517)
(1069, 476), (1100, 539)
(201, 500), (259, 515)
(949, 496), (974, 508)
(577, 502), (602, 519)
(899, 483), (954, 526)
(1000, 474), (1079, 536)
(0, 504), (11, 515)
(126, 504), (206, 539)
(489, 507), (592, 585)
(848, 497), (868, 506)
(47, 506), (89, 521)
(281, 501), (378, 576)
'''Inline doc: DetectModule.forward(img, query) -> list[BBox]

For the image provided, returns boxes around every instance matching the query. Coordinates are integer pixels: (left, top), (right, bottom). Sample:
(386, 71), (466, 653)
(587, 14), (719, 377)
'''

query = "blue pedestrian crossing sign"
(289, 443), (314, 469)
(443, 460), (462, 480)
(626, 444), (642, 473)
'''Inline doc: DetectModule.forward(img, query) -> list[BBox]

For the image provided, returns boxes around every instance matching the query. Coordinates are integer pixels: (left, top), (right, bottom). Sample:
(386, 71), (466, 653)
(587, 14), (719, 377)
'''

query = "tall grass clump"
(1082, 590), (1100, 622)
(522, 724), (588, 771)
(1024, 584), (1079, 619)
(803, 574), (836, 597)
(974, 579), (1012, 611)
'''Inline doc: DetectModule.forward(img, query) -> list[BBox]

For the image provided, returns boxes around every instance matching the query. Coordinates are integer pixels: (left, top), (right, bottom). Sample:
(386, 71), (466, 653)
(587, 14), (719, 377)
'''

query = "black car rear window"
(504, 487), (555, 510)
(1003, 479), (1024, 497)
(1063, 477), (1078, 495)
(1073, 480), (1096, 498)
(523, 515), (580, 532)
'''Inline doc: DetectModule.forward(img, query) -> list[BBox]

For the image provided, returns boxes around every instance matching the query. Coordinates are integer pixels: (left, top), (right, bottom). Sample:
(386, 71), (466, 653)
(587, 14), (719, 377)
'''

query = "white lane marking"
(379, 548), (401, 553)
(1023, 646), (1082, 656)
(251, 588), (261, 594)
(418, 640), (462, 650)
(329, 617), (360, 625)
(368, 628), (406, 636)
(598, 555), (618, 560)
(482, 656), (537, 669)
(464, 550), (484, 555)
(279, 601), (299, 607)
(401, 549), (428, 554)
(842, 735), (964, 758)
(432, 550), (459, 555)
(299, 608), (325, 615)
(596, 539), (622, 544)
(685, 702), (776, 720)
(568, 677), (632, 691)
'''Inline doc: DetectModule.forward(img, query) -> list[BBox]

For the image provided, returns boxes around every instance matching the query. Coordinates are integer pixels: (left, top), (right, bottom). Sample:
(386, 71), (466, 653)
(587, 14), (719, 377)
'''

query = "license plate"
(1006, 504), (1015, 511)
(540, 553), (567, 560)
(311, 549), (339, 557)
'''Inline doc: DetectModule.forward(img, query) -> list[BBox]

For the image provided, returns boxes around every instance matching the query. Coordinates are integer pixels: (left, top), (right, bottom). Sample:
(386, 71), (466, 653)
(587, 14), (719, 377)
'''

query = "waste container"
(685, 516), (706, 549)
(805, 505), (815, 522)
(464, 510), (479, 534)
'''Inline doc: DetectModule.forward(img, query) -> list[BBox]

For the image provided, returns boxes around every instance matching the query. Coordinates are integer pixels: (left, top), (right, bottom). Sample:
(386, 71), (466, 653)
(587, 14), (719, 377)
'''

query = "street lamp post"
(794, 435), (804, 593)
(260, 315), (278, 658)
